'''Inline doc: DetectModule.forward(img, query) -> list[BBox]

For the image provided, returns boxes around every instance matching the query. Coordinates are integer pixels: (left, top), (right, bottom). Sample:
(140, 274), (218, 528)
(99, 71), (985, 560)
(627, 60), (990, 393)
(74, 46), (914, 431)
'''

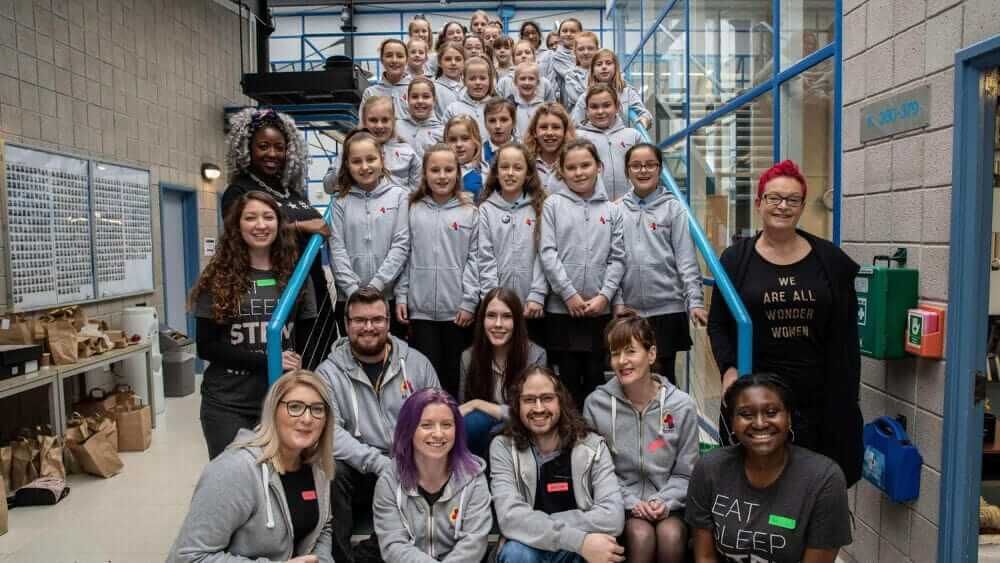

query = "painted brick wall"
(0, 0), (254, 327)
(839, 0), (999, 560)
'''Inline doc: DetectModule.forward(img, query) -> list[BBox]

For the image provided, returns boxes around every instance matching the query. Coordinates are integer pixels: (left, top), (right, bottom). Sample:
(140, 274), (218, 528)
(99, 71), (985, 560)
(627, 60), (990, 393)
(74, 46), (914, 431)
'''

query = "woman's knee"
(656, 516), (689, 548)
(625, 517), (656, 543)
(497, 540), (543, 563)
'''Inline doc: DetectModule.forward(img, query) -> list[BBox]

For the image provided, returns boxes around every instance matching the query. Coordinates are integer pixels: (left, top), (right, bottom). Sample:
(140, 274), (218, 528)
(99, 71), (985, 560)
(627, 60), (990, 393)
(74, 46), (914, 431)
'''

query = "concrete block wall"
(840, 0), (998, 560)
(0, 0), (253, 327)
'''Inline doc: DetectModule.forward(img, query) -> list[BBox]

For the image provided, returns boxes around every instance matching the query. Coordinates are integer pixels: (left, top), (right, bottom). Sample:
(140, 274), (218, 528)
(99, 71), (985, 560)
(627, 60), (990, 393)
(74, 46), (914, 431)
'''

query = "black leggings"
(408, 319), (472, 399)
(200, 404), (259, 460)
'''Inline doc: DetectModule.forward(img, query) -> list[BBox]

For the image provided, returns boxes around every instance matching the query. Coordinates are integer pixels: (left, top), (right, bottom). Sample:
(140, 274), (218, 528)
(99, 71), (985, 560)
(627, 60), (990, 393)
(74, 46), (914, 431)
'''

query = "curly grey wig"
(225, 107), (309, 196)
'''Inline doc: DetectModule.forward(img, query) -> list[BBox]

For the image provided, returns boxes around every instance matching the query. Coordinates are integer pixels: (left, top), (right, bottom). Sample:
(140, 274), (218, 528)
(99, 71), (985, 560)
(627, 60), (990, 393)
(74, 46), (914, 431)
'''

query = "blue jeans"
(497, 541), (584, 563)
(464, 410), (501, 459)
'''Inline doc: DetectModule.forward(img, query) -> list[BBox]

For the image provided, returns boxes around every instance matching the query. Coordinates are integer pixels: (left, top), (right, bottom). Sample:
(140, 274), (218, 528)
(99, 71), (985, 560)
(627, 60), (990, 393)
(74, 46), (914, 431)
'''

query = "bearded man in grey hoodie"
(315, 287), (441, 563)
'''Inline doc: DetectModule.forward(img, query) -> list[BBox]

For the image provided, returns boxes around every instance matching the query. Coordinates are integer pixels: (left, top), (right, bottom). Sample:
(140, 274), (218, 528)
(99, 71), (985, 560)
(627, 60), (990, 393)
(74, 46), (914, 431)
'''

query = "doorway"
(159, 184), (200, 336)
(940, 36), (1000, 562)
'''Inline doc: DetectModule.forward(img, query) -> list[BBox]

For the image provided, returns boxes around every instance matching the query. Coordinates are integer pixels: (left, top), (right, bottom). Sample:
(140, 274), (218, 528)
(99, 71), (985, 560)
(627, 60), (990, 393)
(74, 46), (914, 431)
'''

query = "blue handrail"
(267, 205), (334, 385)
(629, 110), (753, 376)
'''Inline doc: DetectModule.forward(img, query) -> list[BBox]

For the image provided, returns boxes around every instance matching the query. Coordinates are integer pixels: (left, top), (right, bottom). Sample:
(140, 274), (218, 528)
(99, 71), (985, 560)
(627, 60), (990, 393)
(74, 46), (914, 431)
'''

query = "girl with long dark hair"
(458, 288), (547, 458)
(190, 192), (317, 459)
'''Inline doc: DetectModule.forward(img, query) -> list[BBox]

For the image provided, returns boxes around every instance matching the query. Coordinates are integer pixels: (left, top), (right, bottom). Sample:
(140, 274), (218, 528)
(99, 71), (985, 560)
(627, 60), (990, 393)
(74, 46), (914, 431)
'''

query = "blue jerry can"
(862, 416), (923, 503)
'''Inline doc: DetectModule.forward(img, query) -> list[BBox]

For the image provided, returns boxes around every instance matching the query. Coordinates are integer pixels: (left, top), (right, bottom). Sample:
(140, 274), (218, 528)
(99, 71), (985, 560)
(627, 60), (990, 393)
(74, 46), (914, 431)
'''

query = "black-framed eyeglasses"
(627, 162), (660, 172)
(760, 193), (804, 208)
(281, 400), (327, 418)
(347, 316), (388, 328)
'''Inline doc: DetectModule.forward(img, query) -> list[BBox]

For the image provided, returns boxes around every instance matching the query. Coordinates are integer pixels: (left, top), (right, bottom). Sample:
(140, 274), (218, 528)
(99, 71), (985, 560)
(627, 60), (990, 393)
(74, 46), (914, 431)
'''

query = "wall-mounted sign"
(860, 85), (931, 143)
(203, 237), (216, 257)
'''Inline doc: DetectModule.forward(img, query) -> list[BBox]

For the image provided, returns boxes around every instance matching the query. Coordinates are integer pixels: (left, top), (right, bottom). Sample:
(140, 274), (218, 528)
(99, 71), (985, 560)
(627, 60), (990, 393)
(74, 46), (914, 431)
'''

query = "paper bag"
(689, 324), (723, 437)
(10, 437), (38, 491)
(46, 317), (79, 365)
(37, 434), (65, 480)
(0, 445), (10, 494)
(66, 415), (122, 478)
(0, 466), (7, 536)
(63, 414), (88, 475)
(73, 388), (118, 418)
(0, 314), (35, 345)
(115, 404), (152, 452)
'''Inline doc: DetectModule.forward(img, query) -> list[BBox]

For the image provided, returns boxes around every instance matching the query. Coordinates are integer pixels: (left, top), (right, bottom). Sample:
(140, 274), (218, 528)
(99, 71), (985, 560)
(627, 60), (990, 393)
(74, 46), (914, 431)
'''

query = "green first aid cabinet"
(856, 258), (919, 359)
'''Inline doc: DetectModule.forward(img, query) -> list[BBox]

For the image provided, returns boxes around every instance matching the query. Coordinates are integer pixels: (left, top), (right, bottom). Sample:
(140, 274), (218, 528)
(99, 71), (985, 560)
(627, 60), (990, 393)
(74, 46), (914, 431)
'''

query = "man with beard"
(491, 366), (626, 563)
(315, 287), (440, 563)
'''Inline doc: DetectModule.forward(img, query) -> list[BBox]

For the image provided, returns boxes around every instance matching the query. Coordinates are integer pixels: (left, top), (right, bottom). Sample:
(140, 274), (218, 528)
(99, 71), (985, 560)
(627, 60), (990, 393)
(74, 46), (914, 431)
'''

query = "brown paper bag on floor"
(63, 414), (89, 475)
(0, 446), (11, 494)
(10, 437), (38, 491)
(0, 466), (7, 536)
(37, 435), (65, 480)
(66, 415), (122, 478)
(114, 403), (152, 452)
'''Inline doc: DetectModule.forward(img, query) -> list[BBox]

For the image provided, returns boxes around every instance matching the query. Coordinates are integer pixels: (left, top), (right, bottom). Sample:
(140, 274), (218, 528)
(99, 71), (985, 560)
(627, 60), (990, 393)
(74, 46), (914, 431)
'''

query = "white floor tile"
(0, 388), (207, 562)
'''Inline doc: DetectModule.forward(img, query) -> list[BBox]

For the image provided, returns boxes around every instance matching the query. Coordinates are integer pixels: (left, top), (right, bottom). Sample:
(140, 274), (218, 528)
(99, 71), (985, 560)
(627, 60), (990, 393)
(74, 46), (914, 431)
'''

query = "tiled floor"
(0, 387), (207, 562)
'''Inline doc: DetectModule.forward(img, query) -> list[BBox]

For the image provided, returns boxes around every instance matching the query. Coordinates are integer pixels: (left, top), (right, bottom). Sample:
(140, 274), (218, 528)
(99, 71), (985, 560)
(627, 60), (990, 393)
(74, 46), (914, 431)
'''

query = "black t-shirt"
(740, 250), (831, 405)
(195, 269), (317, 414)
(686, 446), (852, 563)
(221, 173), (322, 228)
(360, 358), (386, 389)
(280, 464), (320, 547)
(533, 448), (577, 515)
(418, 477), (450, 506)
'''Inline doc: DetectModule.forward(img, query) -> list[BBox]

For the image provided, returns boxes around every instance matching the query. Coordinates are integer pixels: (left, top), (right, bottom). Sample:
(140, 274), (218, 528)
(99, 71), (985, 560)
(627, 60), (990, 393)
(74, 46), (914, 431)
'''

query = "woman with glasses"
(169, 370), (335, 563)
(615, 144), (705, 385)
(706, 160), (863, 487)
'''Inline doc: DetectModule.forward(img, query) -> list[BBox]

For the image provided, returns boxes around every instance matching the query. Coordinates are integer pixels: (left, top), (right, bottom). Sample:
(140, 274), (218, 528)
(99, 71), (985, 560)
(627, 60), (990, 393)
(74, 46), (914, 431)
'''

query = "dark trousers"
(549, 350), (608, 411)
(200, 404), (259, 460)
(408, 319), (472, 399)
(332, 460), (382, 563)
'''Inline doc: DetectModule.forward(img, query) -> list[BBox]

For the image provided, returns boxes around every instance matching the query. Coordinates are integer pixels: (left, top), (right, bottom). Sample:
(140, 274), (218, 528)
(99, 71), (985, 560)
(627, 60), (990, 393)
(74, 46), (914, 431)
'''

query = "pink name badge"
(547, 482), (570, 493)
(647, 437), (667, 452)
(302, 490), (317, 501)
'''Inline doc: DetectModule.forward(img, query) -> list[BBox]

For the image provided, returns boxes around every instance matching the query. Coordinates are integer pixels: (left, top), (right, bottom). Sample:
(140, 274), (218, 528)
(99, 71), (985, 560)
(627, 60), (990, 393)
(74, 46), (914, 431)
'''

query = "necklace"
(247, 171), (289, 199)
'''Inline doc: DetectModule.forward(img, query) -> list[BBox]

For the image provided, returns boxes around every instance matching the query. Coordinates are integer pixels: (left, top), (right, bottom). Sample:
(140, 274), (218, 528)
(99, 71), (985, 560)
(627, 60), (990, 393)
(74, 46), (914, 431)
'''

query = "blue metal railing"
(267, 205), (333, 384)
(630, 109), (753, 377)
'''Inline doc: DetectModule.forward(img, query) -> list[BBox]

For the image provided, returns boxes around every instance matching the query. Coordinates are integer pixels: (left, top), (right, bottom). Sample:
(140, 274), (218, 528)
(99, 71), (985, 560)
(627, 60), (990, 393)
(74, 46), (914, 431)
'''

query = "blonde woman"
(168, 370), (335, 563)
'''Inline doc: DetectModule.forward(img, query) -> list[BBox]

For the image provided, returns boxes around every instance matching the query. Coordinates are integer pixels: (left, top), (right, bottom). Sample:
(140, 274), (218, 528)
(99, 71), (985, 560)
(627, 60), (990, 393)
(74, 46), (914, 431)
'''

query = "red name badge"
(547, 482), (570, 493)
(302, 490), (318, 501)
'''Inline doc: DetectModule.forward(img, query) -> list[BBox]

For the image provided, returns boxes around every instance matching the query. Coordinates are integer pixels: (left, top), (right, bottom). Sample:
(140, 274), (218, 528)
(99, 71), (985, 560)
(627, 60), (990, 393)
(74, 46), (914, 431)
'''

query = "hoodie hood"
(349, 176), (400, 199)
(578, 115), (627, 135)
(621, 185), (675, 211)
(549, 174), (610, 204)
(482, 189), (534, 212)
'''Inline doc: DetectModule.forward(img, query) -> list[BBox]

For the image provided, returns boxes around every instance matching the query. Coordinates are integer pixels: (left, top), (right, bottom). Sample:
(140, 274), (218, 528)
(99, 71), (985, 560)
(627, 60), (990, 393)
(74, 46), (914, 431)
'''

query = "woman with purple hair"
(372, 388), (493, 562)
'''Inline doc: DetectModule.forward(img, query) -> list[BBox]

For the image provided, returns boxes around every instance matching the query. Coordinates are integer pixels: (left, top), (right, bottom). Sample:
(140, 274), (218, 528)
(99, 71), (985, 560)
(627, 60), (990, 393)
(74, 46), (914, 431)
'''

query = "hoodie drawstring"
(261, 464), (275, 529)
(610, 397), (618, 453)
(350, 383), (362, 438)
(454, 485), (468, 540)
(394, 484), (416, 542)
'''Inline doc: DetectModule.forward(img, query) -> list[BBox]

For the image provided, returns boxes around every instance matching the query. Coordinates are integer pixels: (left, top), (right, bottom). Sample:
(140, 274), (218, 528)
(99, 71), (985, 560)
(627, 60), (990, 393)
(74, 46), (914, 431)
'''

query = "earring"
(729, 432), (739, 444)
(789, 428), (796, 443)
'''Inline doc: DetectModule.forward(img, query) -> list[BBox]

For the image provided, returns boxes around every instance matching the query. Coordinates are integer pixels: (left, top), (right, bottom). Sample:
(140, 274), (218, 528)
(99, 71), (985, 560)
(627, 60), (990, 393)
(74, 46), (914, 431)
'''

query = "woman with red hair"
(706, 160), (863, 487)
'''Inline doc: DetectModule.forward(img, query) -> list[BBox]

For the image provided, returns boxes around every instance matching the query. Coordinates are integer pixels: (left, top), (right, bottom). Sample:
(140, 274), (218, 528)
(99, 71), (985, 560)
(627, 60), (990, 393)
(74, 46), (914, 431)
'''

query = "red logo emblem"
(526, 218), (533, 226)
(451, 221), (459, 230)
(380, 207), (386, 214)
(599, 215), (607, 225)
(663, 412), (675, 430)
(650, 223), (657, 231)
(449, 507), (459, 524)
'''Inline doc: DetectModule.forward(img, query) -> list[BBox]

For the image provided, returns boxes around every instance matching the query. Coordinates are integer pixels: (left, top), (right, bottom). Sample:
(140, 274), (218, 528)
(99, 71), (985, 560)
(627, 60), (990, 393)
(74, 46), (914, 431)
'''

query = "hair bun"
(613, 307), (641, 320)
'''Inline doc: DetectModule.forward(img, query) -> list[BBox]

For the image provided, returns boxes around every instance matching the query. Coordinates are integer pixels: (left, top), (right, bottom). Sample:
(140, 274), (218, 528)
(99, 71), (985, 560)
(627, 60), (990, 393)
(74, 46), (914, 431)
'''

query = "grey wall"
(839, 0), (999, 560)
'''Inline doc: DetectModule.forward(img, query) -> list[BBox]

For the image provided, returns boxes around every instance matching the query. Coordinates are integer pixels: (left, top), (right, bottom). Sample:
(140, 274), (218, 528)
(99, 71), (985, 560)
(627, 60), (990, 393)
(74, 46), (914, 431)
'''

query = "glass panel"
(624, 0), (645, 59)
(652, 3), (687, 140)
(780, 58), (834, 239)
(689, 92), (774, 254)
(689, 0), (773, 121)
(644, 0), (668, 31)
(779, 0), (834, 69)
(663, 140), (688, 194)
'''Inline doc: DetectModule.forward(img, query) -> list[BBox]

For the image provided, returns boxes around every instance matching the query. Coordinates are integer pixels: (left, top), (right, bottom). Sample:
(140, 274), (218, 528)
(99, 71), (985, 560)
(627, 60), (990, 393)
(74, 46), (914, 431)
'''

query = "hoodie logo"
(599, 215), (607, 225)
(400, 379), (413, 397)
(394, 150), (400, 159)
(525, 217), (533, 226)
(451, 221), (460, 231)
(449, 506), (460, 525)
(380, 207), (387, 214)
(662, 411), (675, 431)
(650, 222), (657, 231)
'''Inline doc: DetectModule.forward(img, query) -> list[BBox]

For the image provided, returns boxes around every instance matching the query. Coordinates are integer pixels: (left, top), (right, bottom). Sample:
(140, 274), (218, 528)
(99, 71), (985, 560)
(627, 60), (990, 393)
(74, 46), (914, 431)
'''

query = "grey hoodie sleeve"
(394, 221), (411, 306)
(489, 439), (589, 554)
(654, 402), (699, 512)
(310, 512), (335, 563)
(668, 201), (706, 310)
(371, 190), (411, 292)
(528, 250), (548, 306)
(330, 198), (363, 298)
(540, 199), (579, 302)
(167, 454), (272, 563)
(408, 152), (423, 192)
(549, 441), (626, 537)
(581, 397), (642, 509)
(409, 347), (443, 390)
(598, 205), (627, 303)
(442, 474), (493, 562)
(477, 210), (500, 294)
(625, 85), (653, 124)
(373, 475), (440, 563)
(322, 160), (341, 194)
(460, 208), (481, 314)
(315, 363), (392, 475)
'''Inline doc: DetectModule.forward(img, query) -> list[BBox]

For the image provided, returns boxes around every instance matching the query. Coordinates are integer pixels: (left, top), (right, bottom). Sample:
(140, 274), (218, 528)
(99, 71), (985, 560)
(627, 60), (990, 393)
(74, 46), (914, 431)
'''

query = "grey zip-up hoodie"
(582, 375), (700, 512)
(562, 67), (589, 115)
(443, 90), (490, 142)
(497, 74), (558, 103)
(373, 456), (493, 562)
(575, 117), (643, 202)
(433, 77), (463, 119)
(322, 138), (422, 193)
(540, 177), (626, 315)
(570, 83), (653, 128)
(167, 429), (333, 563)
(536, 158), (561, 192)
(395, 112), (444, 160)
(614, 186), (705, 316)
(511, 89), (547, 138)
(315, 335), (441, 476)
(457, 341), (549, 419)
(329, 178), (411, 301)
(548, 46), (577, 103)
(477, 191), (548, 307)
(396, 195), (480, 320)
(490, 432), (625, 553)
(362, 74), (412, 116)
